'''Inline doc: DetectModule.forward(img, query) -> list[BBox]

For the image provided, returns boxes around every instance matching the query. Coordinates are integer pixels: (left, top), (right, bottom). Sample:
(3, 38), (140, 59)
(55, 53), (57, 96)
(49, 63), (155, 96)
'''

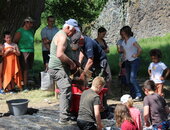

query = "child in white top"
(148, 49), (169, 96)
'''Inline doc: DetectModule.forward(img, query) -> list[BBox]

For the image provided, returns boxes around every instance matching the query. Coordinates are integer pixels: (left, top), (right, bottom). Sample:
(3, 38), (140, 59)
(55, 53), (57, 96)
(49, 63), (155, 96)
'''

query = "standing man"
(47, 19), (80, 125)
(13, 17), (35, 91)
(41, 16), (58, 70)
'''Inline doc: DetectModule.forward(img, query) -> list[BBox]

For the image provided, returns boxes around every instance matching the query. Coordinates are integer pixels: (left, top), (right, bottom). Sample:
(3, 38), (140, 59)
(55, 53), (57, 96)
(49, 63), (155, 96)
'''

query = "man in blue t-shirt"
(78, 35), (109, 83)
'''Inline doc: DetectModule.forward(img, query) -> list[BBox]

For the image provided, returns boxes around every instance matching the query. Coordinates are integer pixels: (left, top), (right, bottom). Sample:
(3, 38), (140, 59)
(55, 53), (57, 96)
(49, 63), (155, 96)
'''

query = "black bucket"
(6, 99), (29, 116)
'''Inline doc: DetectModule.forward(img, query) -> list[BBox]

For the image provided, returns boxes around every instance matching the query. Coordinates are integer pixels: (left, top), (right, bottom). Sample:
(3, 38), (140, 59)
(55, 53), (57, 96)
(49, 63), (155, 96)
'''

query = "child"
(3, 31), (22, 93)
(77, 76), (105, 130)
(148, 49), (170, 96)
(0, 43), (4, 94)
(143, 80), (170, 129)
(114, 104), (138, 130)
(120, 94), (142, 130)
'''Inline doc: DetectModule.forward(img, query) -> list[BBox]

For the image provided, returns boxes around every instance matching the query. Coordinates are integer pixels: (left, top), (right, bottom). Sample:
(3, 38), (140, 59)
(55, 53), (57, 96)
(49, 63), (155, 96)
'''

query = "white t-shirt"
(122, 37), (138, 61)
(148, 62), (167, 83)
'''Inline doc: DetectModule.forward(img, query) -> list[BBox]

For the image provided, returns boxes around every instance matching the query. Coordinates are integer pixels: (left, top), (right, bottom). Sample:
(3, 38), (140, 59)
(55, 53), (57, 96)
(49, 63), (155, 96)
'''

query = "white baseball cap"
(120, 94), (132, 104)
(65, 19), (80, 32)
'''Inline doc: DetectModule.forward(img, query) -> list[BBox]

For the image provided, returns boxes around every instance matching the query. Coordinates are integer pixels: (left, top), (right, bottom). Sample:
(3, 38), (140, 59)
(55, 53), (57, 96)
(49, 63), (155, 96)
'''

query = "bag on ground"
(40, 71), (54, 91)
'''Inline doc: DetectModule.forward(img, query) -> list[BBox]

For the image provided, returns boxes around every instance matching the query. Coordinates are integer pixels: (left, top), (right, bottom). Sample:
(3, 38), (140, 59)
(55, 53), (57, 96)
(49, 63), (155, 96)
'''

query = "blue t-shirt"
(81, 36), (107, 68)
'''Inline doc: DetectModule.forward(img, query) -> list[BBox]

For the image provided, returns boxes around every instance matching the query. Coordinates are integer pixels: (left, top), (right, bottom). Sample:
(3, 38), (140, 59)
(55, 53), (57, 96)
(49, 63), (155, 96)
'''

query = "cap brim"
(75, 27), (80, 32)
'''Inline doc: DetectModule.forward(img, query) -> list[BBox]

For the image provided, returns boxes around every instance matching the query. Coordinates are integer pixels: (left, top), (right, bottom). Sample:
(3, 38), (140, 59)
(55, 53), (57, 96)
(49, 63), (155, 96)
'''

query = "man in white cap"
(47, 19), (80, 125)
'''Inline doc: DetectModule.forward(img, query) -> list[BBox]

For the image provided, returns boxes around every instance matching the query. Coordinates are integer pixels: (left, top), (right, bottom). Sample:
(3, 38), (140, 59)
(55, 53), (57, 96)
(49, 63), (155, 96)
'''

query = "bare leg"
(23, 70), (28, 88)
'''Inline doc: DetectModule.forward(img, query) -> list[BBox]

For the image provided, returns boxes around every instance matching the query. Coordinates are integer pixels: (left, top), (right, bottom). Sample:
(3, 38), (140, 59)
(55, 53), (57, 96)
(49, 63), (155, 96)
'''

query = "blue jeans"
(125, 58), (142, 98)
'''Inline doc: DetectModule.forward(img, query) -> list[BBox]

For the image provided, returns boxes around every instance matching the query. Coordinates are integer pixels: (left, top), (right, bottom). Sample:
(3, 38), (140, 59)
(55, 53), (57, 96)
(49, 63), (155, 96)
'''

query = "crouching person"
(143, 80), (170, 129)
(77, 76), (105, 130)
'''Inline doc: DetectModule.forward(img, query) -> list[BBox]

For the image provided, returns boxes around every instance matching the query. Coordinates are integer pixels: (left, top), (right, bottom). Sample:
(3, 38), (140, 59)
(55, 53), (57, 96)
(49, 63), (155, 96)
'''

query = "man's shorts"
(19, 52), (34, 71)
(42, 51), (50, 65)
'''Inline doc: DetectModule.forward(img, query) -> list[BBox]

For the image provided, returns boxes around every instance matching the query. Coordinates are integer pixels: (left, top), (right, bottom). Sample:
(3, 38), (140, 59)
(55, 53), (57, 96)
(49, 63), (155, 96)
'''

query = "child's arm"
(148, 69), (151, 77)
(161, 68), (170, 80)
(13, 44), (20, 56)
(144, 106), (151, 127)
(94, 105), (103, 130)
(3, 48), (13, 57)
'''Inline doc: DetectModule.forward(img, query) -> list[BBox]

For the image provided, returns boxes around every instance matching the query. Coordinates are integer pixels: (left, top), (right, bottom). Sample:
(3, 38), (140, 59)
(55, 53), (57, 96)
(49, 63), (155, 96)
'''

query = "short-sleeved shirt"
(148, 62), (167, 83)
(16, 27), (34, 52)
(122, 37), (138, 61)
(121, 120), (138, 130)
(78, 89), (101, 122)
(80, 36), (107, 68)
(143, 93), (167, 125)
(129, 107), (142, 130)
(41, 26), (58, 51)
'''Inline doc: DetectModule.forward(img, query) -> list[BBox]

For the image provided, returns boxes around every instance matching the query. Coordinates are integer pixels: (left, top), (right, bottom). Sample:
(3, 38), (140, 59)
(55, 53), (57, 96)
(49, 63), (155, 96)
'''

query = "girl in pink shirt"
(121, 94), (142, 130)
(114, 104), (138, 130)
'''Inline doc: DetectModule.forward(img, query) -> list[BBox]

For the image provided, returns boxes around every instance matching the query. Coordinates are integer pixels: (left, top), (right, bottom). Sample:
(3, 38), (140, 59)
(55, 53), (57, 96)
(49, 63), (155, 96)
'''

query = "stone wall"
(90, 0), (170, 43)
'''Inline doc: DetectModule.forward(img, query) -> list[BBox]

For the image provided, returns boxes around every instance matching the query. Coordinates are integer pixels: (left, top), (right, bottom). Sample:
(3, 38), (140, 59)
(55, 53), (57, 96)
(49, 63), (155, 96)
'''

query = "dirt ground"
(1, 78), (170, 114)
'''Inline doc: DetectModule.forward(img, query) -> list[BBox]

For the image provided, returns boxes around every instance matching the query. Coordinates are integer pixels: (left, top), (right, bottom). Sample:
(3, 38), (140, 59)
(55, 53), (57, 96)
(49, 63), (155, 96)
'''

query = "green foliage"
(44, 0), (108, 25)
(107, 34), (170, 77)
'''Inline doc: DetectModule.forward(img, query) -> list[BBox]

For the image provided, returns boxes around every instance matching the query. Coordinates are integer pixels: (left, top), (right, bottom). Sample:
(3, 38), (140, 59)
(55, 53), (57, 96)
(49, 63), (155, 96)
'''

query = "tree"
(45, 0), (108, 26)
(0, 0), (45, 42)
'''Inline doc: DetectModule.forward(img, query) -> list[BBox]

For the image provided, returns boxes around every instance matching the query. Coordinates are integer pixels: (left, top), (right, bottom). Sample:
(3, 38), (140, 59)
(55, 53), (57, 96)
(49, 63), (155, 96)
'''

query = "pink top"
(121, 120), (138, 130)
(129, 107), (142, 130)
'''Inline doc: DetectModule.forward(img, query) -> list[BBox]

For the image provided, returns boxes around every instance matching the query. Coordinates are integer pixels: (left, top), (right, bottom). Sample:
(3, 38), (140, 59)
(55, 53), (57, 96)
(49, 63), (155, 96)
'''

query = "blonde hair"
(92, 76), (105, 88)
(114, 104), (135, 127)
(126, 98), (133, 108)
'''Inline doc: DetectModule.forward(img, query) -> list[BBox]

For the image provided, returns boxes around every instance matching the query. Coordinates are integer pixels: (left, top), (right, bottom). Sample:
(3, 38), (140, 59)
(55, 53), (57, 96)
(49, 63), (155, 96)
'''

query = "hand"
(145, 121), (151, 127)
(97, 123), (104, 130)
(132, 54), (138, 58)
(79, 71), (86, 81)
(160, 76), (164, 80)
(7, 48), (13, 52)
(70, 61), (77, 70)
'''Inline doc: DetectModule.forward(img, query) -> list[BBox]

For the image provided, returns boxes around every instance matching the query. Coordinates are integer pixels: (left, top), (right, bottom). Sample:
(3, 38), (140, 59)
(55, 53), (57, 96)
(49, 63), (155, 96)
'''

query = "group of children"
(78, 77), (170, 130)
(0, 32), (22, 94)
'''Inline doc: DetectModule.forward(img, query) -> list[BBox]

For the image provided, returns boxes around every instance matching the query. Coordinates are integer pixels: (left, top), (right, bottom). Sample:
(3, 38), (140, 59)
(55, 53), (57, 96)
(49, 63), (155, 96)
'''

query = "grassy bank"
(107, 33), (170, 77)
(33, 33), (170, 77)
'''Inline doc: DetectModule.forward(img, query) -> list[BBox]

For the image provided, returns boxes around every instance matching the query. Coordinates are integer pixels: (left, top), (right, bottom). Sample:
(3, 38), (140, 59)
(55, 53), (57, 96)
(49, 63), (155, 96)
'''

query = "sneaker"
(23, 89), (29, 93)
(133, 96), (143, 102)
(0, 89), (5, 94)
(58, 120), (70, 125)
(58, 119), (77, 125)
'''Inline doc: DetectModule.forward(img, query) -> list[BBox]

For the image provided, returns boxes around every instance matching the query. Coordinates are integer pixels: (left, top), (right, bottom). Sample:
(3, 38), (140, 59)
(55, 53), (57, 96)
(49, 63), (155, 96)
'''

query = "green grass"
(107, 33), (170, 77)
(33, 33), (170, 78)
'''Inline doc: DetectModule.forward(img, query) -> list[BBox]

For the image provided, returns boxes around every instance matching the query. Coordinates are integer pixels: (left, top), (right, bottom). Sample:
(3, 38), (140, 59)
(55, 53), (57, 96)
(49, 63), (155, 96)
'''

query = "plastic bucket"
(6, 99), (29, 116)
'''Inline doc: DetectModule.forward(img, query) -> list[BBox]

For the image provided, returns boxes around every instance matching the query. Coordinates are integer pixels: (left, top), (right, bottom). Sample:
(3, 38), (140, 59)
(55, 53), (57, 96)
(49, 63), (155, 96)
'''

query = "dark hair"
(120, 26), (133, 37)
(3, 31), (11, 38)
(98, 27), (107, 33)
(149, 49), (162, 58)
(47, 16), (55, 21)
(143, 80), (156, 91)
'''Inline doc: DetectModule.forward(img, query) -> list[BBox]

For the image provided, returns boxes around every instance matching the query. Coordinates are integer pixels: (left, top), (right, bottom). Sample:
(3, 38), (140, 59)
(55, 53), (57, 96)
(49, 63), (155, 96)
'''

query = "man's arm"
(79, 51), (84, 64)
(13, 32), (21, 44)
(42, 38), (51, 51)
(144, 106), (151, 127)
(80, 58), (93, 80)
(94, 105), (103, 130)
(55, 33), (76, 70)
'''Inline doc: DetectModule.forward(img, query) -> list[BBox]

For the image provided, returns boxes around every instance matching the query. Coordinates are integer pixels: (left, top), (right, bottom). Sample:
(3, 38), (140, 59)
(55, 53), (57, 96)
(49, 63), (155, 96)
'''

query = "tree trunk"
(0, 0), (45, 42)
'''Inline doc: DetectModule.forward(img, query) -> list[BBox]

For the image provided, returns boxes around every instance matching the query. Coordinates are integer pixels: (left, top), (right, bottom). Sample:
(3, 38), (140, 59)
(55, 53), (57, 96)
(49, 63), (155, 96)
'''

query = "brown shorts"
(19, 52), (34, 71)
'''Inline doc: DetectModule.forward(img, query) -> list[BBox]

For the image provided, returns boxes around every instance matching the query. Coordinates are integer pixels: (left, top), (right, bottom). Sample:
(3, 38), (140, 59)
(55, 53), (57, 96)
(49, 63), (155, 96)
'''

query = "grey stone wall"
(90, 0), (170, 44)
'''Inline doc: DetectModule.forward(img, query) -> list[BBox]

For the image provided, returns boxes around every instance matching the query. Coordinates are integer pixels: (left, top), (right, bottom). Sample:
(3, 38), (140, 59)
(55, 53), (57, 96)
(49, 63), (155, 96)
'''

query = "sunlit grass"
(107, 33), (170, 77)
